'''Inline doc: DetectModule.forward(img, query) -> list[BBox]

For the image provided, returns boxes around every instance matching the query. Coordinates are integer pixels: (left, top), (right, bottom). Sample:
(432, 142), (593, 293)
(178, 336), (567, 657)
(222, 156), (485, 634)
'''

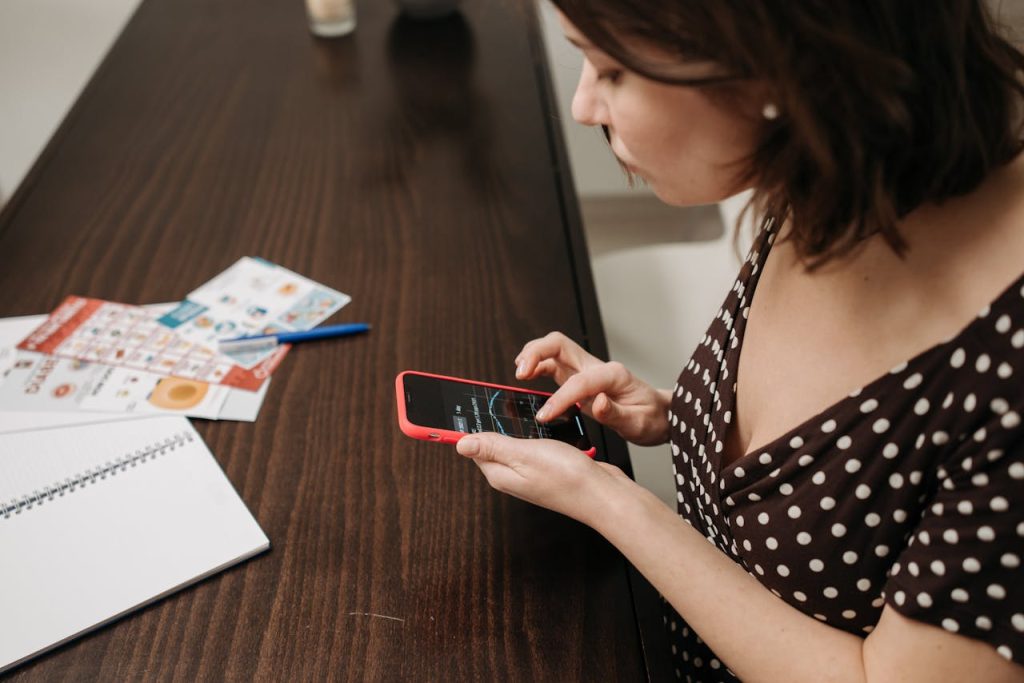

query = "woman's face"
(558, 12), (762, 206)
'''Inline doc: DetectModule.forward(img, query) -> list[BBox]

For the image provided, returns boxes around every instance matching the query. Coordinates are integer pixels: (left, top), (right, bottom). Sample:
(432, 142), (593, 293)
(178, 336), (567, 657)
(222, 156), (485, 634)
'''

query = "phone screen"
(401, 373), (593, 450)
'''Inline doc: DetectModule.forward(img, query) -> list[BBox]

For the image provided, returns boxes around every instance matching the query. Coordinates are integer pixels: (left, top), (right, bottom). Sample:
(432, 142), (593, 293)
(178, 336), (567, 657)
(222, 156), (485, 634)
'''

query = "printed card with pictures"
(156, 257), (351, 369)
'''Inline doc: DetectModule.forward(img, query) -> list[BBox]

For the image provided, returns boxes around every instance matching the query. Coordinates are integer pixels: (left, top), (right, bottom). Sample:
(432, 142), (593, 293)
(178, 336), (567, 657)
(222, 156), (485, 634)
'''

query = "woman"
(455, 2), (1024, 681)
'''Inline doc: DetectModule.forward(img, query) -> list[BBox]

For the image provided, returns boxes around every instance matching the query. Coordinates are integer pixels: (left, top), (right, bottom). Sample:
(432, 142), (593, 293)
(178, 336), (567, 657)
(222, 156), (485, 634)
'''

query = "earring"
(762, 102), (779, 120)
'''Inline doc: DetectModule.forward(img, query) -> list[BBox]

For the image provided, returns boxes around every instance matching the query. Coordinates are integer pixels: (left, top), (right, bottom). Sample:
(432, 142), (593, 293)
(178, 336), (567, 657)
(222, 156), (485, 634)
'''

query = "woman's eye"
(597, 69), (623, 84)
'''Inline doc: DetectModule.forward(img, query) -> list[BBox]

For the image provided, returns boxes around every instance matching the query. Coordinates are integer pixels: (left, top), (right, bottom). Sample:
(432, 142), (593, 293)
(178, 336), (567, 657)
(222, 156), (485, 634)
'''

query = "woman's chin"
(648, 182), (696, 207)
(649, 181), (741, 208)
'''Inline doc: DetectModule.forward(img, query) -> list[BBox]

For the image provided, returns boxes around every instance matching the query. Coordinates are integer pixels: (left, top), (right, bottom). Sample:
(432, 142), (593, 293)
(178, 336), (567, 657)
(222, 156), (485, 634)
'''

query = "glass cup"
(305, 0), (356, 37)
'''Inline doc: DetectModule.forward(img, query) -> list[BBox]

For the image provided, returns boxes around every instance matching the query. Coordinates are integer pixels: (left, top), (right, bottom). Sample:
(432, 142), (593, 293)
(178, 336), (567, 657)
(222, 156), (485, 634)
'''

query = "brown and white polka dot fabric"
(665, 226), (1024, 682)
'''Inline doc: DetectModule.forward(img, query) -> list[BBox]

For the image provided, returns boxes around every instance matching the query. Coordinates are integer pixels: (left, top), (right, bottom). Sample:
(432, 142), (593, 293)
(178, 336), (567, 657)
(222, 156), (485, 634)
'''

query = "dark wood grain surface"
(0, 0), (666, 679)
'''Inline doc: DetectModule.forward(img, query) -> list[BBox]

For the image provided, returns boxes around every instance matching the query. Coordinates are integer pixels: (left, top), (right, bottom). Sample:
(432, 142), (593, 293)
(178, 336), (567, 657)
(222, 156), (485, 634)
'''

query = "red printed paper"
(17, 296), (285, 391)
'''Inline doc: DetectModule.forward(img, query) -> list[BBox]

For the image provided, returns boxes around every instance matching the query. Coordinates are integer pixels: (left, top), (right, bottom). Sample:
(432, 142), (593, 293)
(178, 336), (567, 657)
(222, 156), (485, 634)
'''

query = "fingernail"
(536, 406), (548, 421)
(458, 437), (480, 456)
(516, 361), (526, 378)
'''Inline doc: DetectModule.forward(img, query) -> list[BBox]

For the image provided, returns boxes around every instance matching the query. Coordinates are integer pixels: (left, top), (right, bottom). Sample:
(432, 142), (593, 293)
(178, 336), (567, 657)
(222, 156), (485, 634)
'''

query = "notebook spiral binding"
(1, 431), (193, 520)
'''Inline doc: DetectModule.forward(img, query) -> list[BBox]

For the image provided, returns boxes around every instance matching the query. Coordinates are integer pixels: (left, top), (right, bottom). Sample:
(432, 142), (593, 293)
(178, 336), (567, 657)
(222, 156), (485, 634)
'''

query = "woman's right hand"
(515, 332), (672, 446)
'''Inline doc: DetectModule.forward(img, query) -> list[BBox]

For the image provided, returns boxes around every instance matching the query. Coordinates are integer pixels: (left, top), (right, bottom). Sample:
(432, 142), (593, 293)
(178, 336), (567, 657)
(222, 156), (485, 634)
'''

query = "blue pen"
(217, 323), (371, 354)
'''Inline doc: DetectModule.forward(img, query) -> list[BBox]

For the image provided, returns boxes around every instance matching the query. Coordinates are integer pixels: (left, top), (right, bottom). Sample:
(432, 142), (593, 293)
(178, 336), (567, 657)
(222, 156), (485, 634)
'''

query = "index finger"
(515, 332), (593, 381)
(536, 362), (625, 421)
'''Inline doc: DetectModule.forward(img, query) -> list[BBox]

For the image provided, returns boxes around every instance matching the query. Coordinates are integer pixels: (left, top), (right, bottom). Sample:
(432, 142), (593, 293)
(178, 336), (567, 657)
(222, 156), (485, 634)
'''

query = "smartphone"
(395, 370), (596, 456)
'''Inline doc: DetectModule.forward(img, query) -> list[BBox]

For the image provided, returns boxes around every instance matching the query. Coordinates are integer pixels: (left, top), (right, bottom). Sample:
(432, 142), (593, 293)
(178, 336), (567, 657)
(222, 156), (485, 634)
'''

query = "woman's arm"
(457, 434), (1024, 682)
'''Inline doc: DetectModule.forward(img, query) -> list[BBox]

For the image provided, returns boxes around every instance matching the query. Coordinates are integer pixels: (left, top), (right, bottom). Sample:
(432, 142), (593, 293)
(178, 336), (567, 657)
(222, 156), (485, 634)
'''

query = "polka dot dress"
(665, 226), (1024, 681)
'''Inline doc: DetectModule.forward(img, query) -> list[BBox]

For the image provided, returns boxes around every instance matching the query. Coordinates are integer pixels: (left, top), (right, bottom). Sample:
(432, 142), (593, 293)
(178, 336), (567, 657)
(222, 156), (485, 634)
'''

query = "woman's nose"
(571, 60), (603, 127)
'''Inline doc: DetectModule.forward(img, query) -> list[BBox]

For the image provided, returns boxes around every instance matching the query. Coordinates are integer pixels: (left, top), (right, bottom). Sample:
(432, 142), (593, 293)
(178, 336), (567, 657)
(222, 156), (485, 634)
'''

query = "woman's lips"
(620, 160), (644, 178)
(608, 134), (643, 177)
(611, 147), (640, 175)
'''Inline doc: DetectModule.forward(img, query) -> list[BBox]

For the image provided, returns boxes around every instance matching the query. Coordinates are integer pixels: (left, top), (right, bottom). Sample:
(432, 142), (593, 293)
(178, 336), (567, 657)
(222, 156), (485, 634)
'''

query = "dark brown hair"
(552, 0), (1024, 265)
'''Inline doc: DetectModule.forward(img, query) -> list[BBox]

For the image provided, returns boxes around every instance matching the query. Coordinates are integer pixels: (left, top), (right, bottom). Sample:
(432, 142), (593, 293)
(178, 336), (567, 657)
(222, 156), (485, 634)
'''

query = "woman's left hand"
(455, 432), (630, 525)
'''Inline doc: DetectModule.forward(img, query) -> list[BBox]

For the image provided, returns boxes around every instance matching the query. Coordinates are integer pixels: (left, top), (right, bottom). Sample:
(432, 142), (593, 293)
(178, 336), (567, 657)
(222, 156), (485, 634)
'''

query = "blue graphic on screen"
(442, 384), (583, 440)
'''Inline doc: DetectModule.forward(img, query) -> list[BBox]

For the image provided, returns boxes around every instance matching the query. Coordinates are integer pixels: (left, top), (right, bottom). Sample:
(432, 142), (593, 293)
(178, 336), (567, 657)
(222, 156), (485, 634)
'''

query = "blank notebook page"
(0, 415), (269, 673)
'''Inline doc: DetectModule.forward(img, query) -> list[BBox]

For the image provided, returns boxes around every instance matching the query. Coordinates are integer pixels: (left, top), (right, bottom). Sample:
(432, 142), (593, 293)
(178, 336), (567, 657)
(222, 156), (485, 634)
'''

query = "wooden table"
(0, 0), (669, 679)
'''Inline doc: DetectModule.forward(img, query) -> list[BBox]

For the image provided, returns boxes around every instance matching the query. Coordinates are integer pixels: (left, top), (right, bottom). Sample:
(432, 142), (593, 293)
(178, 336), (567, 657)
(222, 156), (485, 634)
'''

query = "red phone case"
(395, 370), (597, 456)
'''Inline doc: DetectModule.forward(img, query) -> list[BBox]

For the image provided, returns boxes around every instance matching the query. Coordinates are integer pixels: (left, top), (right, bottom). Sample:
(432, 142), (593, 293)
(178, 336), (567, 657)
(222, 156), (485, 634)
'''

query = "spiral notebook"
(0, 416), (270, 673)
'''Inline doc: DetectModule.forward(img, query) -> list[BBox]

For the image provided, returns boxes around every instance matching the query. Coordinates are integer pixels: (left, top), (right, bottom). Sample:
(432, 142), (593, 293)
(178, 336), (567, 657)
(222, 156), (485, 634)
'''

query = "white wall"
(0, 0), (142, 203)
